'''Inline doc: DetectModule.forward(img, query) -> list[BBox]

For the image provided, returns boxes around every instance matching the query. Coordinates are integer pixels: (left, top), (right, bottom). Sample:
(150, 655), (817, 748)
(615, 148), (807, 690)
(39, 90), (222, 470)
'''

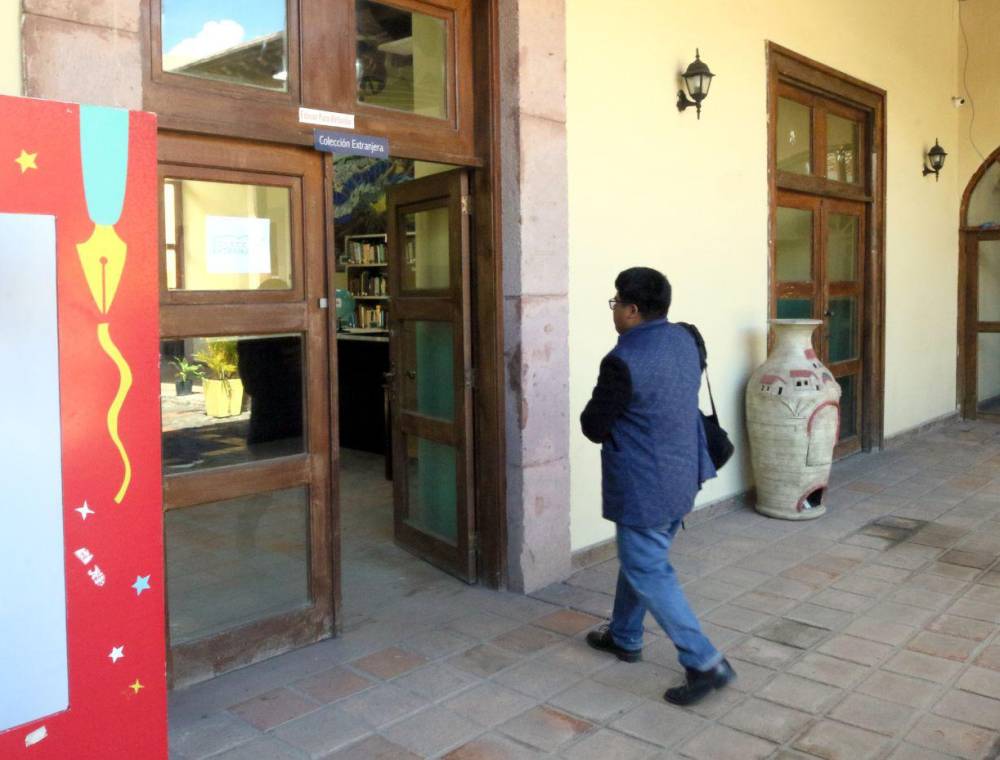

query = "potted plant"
(194, 340), (244, 418)
(170, 356), (203, 396)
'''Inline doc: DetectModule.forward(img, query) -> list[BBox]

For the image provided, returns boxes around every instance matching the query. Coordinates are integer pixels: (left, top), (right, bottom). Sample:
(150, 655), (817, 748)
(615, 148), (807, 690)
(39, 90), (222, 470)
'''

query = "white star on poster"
(109, 646), (124, 663)
(131, 575), (150, 596)
(75, 501), (94, 520)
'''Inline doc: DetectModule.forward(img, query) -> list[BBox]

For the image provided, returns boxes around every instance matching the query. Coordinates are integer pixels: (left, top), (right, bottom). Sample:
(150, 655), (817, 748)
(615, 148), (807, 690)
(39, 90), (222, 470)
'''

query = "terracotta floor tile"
(351, 647), (428, 680)
(228, 687), (319, 730)
(533, 610), (601, 636)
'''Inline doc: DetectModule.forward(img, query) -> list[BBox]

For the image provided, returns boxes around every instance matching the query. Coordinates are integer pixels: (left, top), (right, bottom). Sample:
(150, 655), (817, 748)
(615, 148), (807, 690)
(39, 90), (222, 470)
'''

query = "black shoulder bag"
(680, 323), (735, 470)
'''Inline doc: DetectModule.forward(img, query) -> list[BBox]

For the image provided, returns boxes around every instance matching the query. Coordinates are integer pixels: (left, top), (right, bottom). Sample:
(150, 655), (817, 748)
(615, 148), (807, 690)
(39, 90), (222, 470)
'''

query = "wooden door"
(158, 134), (333, 685)
(962, 231), (1000, 418)
(386, 169), (476, 582)
(773, 191), (866, 456)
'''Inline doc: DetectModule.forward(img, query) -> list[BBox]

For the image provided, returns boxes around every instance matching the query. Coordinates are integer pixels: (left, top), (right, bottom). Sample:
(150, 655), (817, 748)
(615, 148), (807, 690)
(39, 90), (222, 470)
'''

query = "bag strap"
(680, 322), (719, 418)
(704, 365), (719, 418)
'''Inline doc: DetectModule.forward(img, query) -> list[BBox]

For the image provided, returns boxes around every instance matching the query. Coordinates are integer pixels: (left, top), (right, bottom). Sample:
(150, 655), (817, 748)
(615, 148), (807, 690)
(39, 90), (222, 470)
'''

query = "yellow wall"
(957, 0), (1000, 193)
(568, 0), (963, 550)
(957, 0), (1000, 408)
(0, 0), (20, 96)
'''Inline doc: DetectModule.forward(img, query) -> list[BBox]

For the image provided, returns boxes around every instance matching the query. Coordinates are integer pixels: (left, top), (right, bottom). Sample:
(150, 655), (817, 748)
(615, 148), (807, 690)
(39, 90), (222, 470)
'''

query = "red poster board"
(0, 95), (166, 758)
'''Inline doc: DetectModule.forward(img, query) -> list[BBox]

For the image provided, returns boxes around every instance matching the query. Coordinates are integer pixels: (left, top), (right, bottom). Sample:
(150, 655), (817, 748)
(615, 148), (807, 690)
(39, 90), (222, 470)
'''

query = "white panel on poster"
(0, 213), (69, 732)
(204, 215), (272, 274)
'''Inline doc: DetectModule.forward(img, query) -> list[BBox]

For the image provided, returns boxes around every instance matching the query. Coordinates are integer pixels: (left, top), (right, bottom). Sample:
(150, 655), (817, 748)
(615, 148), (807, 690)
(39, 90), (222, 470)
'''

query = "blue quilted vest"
(601, 318), (717, 527)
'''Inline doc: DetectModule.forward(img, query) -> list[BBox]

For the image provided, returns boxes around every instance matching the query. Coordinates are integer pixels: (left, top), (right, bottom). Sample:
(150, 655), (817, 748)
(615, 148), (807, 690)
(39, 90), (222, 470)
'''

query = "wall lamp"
(677, 49), (715, 119)
(922, 139), (947, 181)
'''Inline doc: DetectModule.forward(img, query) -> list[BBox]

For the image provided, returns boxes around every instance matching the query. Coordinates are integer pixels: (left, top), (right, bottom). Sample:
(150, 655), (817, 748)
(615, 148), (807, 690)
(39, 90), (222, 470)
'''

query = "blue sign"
(314, 130), (389, 158)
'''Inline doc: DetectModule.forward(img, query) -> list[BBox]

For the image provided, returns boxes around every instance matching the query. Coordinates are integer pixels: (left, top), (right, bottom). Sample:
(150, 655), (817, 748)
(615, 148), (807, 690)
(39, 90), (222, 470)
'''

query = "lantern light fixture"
(677, 49), (715, 119)
(922, 139), (947, 181)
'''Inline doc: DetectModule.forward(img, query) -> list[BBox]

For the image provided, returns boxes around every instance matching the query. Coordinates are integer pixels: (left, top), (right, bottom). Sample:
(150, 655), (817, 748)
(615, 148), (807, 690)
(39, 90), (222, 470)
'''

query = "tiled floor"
(170, 419), (1000, 759)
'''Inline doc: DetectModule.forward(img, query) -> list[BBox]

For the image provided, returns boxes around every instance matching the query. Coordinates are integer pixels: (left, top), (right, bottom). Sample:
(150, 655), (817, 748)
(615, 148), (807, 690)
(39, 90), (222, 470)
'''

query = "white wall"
(567, 0), (963, 550)
(0, 0), (20, 96)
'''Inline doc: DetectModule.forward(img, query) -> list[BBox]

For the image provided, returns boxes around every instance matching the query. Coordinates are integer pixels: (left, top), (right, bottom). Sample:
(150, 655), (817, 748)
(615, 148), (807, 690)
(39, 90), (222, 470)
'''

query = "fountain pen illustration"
(76, 106), (133, 504)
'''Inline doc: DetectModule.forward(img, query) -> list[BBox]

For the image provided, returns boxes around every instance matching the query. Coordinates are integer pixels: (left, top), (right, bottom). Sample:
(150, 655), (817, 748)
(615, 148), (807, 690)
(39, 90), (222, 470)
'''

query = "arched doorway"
(958, 147), (1000, 418)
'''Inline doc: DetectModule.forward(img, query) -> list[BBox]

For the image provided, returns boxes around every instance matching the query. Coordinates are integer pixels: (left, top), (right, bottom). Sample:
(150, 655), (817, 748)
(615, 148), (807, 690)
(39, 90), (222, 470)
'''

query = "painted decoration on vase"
(0, 95), (165, 758)
(746, 319), (841, 520)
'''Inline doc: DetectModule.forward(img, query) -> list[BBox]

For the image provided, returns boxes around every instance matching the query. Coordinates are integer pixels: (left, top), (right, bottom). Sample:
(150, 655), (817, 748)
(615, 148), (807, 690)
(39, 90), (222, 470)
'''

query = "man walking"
(580, 267), (735, 706)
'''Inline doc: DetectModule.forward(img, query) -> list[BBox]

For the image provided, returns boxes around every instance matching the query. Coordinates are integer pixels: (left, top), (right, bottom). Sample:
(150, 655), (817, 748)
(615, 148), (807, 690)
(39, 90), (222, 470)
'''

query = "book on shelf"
(347, 272), (387, 296)
(356, 304), (386, 330)
(346, 239), (387, 265)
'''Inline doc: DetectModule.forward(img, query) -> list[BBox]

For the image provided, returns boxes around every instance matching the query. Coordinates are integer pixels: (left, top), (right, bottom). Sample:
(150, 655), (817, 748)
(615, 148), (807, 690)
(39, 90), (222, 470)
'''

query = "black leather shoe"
(664, 658), (736, 705)
(585, 627), (642, 663)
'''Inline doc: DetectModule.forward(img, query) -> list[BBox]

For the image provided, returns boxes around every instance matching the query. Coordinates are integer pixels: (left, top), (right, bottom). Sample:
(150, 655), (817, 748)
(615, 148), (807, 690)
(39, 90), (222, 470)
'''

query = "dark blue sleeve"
(580, 355), (632, 443)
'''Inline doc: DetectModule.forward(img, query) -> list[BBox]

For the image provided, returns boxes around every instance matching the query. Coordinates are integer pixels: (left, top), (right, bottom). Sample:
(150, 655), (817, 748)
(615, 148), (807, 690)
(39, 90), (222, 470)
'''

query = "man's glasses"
(608, 298), (628, 310)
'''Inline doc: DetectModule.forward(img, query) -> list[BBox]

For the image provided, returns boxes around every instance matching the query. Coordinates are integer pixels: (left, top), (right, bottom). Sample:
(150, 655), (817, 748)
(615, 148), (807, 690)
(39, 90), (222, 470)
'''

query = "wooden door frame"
(158, 134), (333, 685)
(767, 42), (887, 453)
(957, 146), (1000, 418)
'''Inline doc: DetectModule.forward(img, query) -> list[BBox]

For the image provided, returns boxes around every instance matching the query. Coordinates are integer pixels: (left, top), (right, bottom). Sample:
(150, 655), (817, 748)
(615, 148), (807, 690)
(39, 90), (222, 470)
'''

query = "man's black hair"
(615, 267), (672, 319)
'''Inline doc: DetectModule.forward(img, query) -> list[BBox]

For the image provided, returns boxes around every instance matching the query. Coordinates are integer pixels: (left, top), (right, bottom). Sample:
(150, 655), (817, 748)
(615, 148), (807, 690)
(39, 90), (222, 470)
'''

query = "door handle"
(406, 370), (416, 380)
(823, 308), (833, 318)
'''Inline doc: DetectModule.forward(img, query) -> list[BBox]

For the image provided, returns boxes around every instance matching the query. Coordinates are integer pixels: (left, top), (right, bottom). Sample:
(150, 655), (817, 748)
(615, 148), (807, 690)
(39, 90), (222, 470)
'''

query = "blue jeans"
(609, 520), (722, 672)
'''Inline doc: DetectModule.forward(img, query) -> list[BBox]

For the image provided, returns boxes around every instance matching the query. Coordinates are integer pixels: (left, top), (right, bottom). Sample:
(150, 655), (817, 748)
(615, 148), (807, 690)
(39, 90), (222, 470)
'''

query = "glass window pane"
(777, 298), (812, 319)
(161, 335), (304, 474)
(978, 333), (1000, 414)
(165, 178), (293, 292)
(401, 321), (454, 421)
(777, 299), (813, 319)
(777, 97), (811, 175)
(827, 114), (860, 184)
(776, 207), (813, 282)
(828, 297), (858, 363)
(838, 375), (857, 439)
(161, 1), (288, 91)
(978, 240), (1000, 323)
(828, 213), (859, 282)
(405, 436), (457, 544)
(165, 486), (309, 644)
(967, 162), (1000, 228)
(402, 206), (450, 291)
(356, 0), (447, 120)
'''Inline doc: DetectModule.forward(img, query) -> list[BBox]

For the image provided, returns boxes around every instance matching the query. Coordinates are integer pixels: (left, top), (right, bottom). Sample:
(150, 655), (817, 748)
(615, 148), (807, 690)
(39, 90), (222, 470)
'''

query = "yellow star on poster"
(128, 679), (144, 695)
(14, 149), (37, 174)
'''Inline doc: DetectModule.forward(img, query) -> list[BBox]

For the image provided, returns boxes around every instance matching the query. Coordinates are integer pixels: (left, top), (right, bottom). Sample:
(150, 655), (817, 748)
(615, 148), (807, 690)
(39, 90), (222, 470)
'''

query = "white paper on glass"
(204, 215), (272, 274)
(0, 213), (69, 732)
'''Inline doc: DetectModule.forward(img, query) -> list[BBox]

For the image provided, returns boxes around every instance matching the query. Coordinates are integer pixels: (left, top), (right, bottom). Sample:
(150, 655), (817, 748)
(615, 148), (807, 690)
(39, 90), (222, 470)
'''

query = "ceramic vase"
(746, 320), (841, 520)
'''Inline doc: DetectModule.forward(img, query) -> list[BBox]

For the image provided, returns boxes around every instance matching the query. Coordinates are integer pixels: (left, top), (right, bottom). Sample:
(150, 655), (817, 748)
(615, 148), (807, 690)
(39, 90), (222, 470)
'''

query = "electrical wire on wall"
(958, 0), (986, 162)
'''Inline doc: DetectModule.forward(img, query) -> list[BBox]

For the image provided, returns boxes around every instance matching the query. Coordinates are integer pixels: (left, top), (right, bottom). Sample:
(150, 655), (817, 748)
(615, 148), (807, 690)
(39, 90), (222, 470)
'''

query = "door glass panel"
(978, 333), (1000, 414)
(161, 335), (304, 473)
(828, 297), (857, 363)
(164, 178), (293, 292)
(777, 299), (813, 319)
(404, 436), (458, 544)
(826, 114), (859, 184)
(402, 206), (450, 290)
(776, 97), (811, 174)
(165, 486), (309, 645)
(401, 321), (454, 421)
(967, 162), (1000, 228)
(828, 214), (858, 281)
(838, 375), (857, 439)
(161, 1), (288, 91)
(356, 0), (448, 120)
(776, 207), (813, 282)
(978, 240), (1000, 323)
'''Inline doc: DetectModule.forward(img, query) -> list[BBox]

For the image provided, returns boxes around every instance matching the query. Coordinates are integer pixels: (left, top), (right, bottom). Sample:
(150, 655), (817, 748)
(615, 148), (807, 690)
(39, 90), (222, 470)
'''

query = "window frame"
(142, 0), (476, 162)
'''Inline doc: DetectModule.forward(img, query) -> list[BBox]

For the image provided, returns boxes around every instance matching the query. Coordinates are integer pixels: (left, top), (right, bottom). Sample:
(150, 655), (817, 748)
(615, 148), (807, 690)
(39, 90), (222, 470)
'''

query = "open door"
(387, 169), (476, 582)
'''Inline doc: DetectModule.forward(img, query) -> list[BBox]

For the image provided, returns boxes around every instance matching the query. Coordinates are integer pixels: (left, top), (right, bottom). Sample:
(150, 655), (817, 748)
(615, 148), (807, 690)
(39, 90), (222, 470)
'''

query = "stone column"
(22, 0), (141, 109)
(498, 0), (571, 592)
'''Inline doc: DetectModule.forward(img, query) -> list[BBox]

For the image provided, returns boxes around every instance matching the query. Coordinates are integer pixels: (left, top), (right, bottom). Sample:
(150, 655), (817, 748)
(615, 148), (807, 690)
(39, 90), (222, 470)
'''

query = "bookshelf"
(341, 233), (389, 338)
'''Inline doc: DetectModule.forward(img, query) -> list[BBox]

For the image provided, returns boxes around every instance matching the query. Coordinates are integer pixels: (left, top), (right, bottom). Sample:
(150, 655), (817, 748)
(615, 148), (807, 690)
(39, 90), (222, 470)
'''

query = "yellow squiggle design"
(98, 322), (132, 503)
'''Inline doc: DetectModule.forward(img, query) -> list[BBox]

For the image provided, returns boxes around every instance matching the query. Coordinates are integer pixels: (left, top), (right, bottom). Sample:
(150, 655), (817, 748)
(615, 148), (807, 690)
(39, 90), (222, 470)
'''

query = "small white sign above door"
(298, 107), (355, 130)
